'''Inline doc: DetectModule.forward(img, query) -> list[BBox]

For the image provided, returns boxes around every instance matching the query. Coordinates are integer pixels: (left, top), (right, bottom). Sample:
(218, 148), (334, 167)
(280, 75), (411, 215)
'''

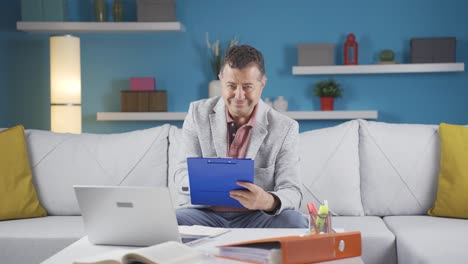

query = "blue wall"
(0, 1), (18, 127)
(1, 0), (467, 133)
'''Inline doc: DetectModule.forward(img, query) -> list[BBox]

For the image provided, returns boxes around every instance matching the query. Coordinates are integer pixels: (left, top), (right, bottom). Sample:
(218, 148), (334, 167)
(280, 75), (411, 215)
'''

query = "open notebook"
(73, 241), (210, 264)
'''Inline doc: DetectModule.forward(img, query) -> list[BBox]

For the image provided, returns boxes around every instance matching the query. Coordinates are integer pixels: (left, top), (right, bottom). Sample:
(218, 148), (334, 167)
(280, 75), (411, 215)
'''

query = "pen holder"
(309, 213), (332, 234)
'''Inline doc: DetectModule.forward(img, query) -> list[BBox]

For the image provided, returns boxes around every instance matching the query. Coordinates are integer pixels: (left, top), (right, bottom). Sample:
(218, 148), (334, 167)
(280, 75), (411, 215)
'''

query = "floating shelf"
(96, 111), (378, 121)
(285, 111), (378, 120)
(97, 112), (187, 121)
(292, 63), (464, 75)
(16, 21), (184, 33)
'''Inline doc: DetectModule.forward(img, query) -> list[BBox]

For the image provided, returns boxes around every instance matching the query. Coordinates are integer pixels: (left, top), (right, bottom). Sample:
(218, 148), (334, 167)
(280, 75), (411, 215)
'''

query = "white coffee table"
(41, 228), (363, 264)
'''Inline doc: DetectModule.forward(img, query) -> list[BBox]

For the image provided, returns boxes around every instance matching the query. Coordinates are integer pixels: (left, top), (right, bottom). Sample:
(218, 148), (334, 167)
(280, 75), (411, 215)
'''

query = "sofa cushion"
(332, 216), (396, 264)
(428, 123), (468, 218)
(26, 125), (170, 215)
(0, 216), (84, 264)
(0, 125), (47, 220)
(384, 215), (468, 264)
(359, 120), (439, 216)
(299, 120), (364, 216)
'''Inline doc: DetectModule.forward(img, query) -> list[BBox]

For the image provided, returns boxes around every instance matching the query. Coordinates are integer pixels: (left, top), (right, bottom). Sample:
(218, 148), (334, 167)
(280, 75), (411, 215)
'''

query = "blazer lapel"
(246, 100), (269, 159)
(209, 98), (228, 157)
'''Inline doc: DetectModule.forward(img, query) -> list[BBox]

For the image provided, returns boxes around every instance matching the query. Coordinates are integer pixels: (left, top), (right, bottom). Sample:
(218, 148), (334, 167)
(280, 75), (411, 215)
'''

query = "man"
(174, 45), (307, 228)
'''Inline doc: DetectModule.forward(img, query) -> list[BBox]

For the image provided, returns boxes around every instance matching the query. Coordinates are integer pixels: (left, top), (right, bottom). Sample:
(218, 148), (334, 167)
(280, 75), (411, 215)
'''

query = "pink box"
(130, 77), (155, 91)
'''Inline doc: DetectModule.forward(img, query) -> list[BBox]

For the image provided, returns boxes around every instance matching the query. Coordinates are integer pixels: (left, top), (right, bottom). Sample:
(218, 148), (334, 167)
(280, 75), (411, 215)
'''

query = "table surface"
(41, 228), (364, 264)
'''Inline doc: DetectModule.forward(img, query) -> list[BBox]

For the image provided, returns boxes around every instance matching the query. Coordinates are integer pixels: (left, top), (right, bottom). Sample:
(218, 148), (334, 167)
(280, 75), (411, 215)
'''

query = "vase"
(263, 97), (273, 108)
(320, 97), (334, 111)
(112, 0), (123, 22)
(94, 0), (106, 22)
(208, 80), (222, 98)
(273, 96), (288, 112)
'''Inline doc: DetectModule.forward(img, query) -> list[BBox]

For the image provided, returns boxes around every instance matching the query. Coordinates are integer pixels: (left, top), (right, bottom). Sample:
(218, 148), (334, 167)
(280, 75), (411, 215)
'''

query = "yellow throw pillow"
(0, 125), (47, 220)
(428, 123), (468, 218)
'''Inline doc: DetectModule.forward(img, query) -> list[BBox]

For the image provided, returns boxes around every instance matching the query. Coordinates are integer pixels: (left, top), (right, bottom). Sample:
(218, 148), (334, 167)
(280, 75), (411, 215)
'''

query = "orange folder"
(218, 231), (362, 264)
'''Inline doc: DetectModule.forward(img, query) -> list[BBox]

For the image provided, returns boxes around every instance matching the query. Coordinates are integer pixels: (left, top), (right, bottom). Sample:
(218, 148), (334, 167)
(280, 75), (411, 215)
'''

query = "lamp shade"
(50, 35), (81, 133)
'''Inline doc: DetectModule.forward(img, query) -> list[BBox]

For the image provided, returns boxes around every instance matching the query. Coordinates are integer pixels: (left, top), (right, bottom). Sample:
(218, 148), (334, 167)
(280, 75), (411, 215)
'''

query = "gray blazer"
(173, 97), (303, 214)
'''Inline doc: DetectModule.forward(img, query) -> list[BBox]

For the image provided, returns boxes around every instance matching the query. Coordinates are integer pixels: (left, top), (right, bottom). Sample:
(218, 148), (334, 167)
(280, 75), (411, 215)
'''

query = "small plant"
(206, 33), (238, 79)
(313, 79), (343, 98)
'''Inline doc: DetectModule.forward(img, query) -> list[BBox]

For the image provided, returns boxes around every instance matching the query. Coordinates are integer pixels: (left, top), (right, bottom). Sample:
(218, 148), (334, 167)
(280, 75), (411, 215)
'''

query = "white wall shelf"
(97, 112), (187, 121)
(292, 63), (464, 75)
(16, 21), (184, 33)
(96, 110), (378, 121)
(285, 111), (378, 120)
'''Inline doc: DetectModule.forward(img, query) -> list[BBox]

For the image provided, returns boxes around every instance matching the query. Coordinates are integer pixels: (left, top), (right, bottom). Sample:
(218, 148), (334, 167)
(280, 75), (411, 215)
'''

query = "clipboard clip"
(207, 159), (237, 164)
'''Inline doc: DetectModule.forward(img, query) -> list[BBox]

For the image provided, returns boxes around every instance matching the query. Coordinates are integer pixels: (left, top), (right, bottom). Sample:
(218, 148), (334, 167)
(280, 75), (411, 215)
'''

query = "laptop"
(74, 185), (183, 247)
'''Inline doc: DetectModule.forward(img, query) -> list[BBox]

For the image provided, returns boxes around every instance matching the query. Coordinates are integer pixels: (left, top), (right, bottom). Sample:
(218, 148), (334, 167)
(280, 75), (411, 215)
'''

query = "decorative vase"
(112, 0), (123, 22)
(263, 97), (273, 107)
(344, 33), (358, 65)
(273, 96), (288, 112)
(94, 0), (106, 22)
(208, 80), (222, 98)
(320, 97), (334, 111)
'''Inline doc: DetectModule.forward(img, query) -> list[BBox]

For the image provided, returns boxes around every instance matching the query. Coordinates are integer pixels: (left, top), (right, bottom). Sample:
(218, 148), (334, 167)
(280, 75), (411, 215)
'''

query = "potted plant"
(206, 33), (238, 97)
(313, 79), (343, 111)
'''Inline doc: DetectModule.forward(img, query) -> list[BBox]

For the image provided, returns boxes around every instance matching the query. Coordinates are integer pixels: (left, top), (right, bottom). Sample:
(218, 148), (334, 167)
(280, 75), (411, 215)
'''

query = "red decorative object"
(320, 97), (334, 111)
(344, 33), (358, 65)
(130, 77), (156, 91)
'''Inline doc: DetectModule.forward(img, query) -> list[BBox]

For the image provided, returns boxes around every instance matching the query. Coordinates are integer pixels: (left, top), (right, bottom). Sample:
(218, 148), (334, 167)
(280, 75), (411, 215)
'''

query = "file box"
(410, 37), (456, 63)
(297, 43), (335, 66)
(21, 0), (66, 21)
(136, 0), (176, 22)
(121, 90), (167, 112)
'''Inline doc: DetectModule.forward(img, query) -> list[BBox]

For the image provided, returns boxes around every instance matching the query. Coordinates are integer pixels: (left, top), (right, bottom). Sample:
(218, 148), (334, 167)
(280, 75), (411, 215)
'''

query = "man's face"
(219, 63), (266, 120)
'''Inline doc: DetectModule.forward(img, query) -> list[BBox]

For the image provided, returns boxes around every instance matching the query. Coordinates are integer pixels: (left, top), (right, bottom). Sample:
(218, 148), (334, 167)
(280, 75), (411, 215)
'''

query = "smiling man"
(174, 45), (307, 228)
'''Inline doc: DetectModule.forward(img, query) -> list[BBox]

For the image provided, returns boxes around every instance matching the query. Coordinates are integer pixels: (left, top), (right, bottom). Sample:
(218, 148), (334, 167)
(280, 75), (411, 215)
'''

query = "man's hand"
(230, 181), (280, 212)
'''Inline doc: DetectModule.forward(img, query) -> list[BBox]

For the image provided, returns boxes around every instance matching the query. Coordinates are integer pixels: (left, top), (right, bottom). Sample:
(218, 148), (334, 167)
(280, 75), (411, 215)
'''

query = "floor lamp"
(50, 35), (81, 134)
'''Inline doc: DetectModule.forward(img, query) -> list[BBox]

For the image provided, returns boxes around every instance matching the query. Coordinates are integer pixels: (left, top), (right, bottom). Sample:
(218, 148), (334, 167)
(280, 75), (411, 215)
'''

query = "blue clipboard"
(187, 157), (254, 208)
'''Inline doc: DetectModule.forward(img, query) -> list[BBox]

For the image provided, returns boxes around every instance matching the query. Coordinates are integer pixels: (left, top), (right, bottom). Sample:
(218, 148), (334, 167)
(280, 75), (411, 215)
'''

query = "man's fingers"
(230, 190), (249, 198)
(236, 181), (257, 192)
(230, 194), (251, 209)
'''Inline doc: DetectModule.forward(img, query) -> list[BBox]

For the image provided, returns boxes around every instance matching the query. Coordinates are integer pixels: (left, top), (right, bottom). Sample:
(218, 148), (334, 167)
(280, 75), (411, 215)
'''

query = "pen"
(307, 202), (318, 234)
(307, 202), (318, 215)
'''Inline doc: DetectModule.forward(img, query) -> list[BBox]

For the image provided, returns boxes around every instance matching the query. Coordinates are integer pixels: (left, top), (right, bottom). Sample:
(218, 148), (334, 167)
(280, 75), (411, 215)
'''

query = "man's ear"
(261, 75), (268, 88)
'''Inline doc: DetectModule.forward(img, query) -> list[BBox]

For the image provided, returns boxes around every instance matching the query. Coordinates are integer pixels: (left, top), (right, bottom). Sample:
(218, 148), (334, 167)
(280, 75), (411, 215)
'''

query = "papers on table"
(178, 225), (230, 239)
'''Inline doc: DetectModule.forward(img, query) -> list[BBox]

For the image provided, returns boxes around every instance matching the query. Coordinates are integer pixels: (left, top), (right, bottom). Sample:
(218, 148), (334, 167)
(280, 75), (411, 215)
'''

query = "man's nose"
(234, 86), (245, 99)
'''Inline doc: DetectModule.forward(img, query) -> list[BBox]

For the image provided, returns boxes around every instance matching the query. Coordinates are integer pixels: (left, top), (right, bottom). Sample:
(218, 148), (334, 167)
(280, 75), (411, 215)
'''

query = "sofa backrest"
(358, 120), (440, 216)
(35, 119), (438, 217)
(25, 125), (170, 216)
(298, 120), (364, 216)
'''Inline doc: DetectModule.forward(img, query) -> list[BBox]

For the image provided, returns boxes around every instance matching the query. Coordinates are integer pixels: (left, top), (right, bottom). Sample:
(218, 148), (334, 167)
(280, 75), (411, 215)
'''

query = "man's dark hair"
(220, 45), (265, 77)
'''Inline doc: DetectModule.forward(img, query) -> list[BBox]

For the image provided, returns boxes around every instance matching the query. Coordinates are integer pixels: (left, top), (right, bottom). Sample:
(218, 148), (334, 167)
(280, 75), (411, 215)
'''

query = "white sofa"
(1, 120), (467, 264)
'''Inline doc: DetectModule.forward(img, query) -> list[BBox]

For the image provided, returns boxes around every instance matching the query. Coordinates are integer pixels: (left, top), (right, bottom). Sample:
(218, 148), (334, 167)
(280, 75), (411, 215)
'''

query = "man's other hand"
(230, 181), (279, 212)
